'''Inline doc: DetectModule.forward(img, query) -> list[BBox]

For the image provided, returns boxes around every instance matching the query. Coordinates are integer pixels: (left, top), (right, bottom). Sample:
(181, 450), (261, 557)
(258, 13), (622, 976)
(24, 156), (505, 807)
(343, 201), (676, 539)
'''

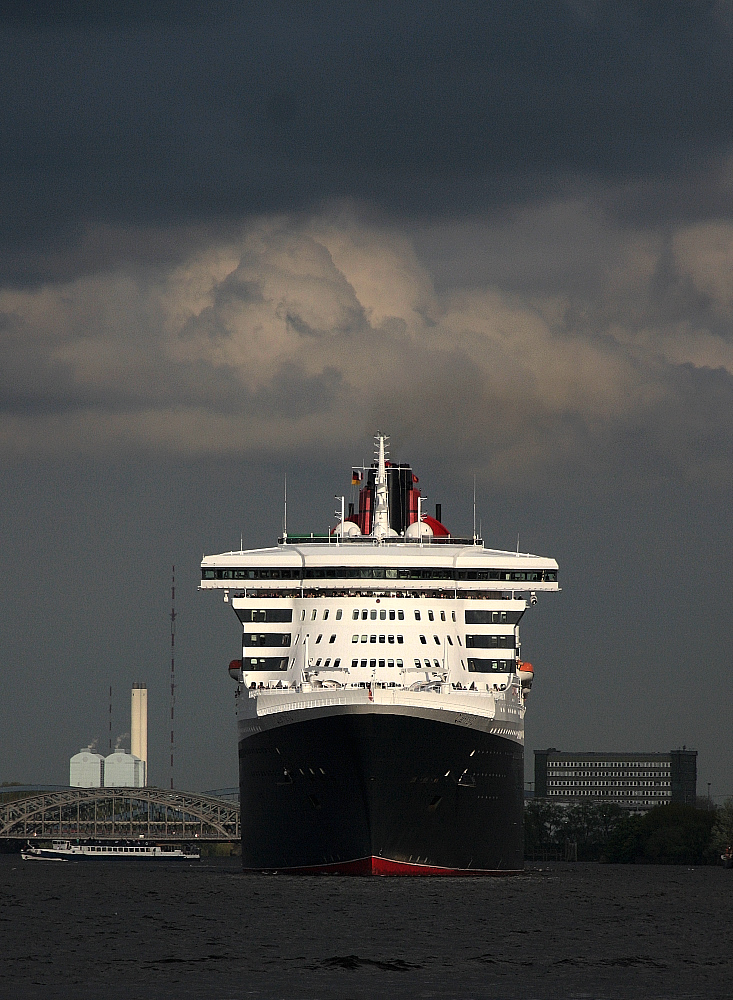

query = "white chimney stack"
(131, 682), (148, 785)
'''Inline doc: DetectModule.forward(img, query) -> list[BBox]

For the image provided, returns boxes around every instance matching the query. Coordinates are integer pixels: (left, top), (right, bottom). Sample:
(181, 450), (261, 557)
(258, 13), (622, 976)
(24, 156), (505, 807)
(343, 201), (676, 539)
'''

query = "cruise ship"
(200, 434), (559, 874)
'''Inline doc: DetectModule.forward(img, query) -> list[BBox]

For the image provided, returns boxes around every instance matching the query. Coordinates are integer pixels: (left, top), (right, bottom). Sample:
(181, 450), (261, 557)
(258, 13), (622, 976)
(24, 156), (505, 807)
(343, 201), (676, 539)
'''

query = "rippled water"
(1, 856), (731, 999)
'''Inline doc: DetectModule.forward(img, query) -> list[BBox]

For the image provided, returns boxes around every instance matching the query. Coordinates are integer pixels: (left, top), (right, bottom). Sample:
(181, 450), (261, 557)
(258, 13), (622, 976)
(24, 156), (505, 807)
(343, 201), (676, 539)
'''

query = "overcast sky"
(1, 2), (732, 796)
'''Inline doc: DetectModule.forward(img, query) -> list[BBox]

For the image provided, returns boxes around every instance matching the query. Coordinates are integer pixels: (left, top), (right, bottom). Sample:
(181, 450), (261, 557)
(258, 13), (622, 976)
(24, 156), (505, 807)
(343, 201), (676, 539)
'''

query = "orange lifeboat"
(229, 659), (243, 680)
(517, 661), (534, 697)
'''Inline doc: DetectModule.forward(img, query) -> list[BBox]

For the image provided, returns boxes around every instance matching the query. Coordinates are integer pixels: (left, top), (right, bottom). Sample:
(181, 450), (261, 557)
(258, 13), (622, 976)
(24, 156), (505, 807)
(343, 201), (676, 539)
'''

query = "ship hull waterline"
(239, 711), (524, 875)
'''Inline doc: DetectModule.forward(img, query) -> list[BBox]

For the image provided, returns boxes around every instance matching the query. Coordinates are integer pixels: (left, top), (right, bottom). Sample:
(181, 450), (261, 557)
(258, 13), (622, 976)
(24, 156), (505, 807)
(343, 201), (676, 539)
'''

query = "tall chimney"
(131, 682), (148, 784)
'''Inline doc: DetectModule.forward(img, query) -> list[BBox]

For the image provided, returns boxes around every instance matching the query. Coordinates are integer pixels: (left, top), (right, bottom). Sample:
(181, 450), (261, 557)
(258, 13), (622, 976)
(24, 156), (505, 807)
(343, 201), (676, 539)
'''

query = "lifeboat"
(517, 661), (534, 698)
(229, 659), (243, 681)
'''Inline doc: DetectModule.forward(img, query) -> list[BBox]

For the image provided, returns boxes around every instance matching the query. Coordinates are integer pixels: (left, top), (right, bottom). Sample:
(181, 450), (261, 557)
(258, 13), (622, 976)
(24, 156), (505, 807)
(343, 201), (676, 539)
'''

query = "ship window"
(370, 659), (376, 668)
(397, 659), (403, 668)
(419, 635), (427, 644)
(388, 635), (394, 644)
(465, 609), (524, 625)
(388, 659), (394, 668)
(415, 611), (421, 621)
(457, 636), (462, 645)
(324, 658), (331, 667)
(315, 658), (322, 667)
(414, 659), (421, 667)
(379, 659), (385, 669)
(451, 611), (456, 622)
(243, 633), (292, 647)
(447, 636), (453, 645)
(361, 659), (367, 668)
(370, 610), (377, 620)
(311, 610), (317, 620)
(424, 659), (431, 668)
(440, 611), (446, 621)
(323, 610), (329, 620)
(361, 635), (367, 643)
(466, 657), (515, 673)
(379, 635), (385, 643)
(315, 634), (322, 644)
(389, 610), (395, 620)
(334, 659), (341, 668)
(397, 635), (403, 644)
(329, 634), (336, 643)
(238, 609), (294, 623)
(300, 610), (305, 620)
(202, 569), (216, 579)
(352, 635), (359, 643)
(370, 635), (377, 643)
(352, 659), (358, 668)
(428, 610), (434, 621)
(336, 609), (342, 620)
(434, 635), (440, 644)
(362, 610), (368, 620)
(380, 610), (386, 620)
(352, 610), (359, 620)
(242, 656), (289, 671)
(433, 660), (440, 669)
(398, 610), (405, 620)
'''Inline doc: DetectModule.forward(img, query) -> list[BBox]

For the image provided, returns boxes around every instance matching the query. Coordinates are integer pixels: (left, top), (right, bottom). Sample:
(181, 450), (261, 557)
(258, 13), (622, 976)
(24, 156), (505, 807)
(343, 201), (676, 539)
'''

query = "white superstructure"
(201, 434), (559, 746)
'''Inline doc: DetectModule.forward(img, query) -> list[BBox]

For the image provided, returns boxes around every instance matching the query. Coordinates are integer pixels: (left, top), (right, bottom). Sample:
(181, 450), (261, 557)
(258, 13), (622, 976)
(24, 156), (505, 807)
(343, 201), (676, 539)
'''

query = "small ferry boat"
(21, 840), (200, 862)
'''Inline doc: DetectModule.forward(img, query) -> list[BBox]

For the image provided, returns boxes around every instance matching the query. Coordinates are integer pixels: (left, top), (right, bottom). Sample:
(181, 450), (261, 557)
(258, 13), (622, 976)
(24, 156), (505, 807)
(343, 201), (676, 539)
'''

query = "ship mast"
(372, 432), (391, 539)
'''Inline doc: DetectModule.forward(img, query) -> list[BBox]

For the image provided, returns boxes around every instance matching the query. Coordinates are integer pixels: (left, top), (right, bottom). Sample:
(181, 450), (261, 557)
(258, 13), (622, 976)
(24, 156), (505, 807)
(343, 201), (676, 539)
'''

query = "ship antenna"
(170, 565), (176, 790)
(516, 532), (520, 555)
(473, 475), (477, 544)
(108, 685), (112, 752)
(283, 473), (288, 541)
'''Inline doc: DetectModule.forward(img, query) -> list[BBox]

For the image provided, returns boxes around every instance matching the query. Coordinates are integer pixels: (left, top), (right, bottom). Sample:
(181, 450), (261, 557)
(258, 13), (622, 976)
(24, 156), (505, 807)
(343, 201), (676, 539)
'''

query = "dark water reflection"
(1, 857), (731, 999)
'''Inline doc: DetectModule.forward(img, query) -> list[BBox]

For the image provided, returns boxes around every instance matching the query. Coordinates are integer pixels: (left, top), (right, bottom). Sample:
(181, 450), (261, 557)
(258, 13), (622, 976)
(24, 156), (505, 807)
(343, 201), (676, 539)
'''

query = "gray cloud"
(1, 3), (732, 283)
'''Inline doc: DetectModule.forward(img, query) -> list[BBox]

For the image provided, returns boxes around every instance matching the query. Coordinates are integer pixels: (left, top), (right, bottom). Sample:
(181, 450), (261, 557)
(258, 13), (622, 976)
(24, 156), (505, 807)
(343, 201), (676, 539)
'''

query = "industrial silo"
(70, 749), (105, 787)
(104, 749), (146, 788)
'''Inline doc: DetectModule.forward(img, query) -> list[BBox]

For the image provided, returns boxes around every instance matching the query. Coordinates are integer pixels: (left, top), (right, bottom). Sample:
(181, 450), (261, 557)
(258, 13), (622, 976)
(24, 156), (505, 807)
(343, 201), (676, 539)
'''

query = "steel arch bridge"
(0, 787), (240, 842)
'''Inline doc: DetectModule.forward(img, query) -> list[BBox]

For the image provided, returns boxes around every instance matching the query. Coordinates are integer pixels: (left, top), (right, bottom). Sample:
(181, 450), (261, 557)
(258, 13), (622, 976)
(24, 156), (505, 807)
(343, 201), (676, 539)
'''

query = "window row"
(352, 635), (404, 644)
(204, 567), (557, 583)
(353, 608), (406, 620)
(351, 659), (405, 669)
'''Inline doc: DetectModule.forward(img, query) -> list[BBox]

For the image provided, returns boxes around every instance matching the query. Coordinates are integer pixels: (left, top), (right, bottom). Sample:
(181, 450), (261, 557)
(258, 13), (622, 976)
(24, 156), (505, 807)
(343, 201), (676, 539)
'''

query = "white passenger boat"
(21, 840), (200, 862)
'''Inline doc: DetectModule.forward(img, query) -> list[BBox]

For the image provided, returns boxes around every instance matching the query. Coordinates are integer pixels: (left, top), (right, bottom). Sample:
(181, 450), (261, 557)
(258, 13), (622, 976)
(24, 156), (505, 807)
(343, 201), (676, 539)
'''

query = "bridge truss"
(0, 787), (240, 842)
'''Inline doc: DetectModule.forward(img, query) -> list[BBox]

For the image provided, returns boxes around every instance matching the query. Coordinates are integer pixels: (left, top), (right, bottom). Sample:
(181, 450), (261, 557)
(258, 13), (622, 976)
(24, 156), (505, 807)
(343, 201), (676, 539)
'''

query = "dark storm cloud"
(1, 2), (732, 281)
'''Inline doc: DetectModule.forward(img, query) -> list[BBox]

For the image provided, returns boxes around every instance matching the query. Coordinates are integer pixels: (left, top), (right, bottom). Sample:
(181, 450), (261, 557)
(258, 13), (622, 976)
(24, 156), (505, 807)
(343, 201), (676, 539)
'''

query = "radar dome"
(335, 520), (361, 537)
(405, 520), (434, 539)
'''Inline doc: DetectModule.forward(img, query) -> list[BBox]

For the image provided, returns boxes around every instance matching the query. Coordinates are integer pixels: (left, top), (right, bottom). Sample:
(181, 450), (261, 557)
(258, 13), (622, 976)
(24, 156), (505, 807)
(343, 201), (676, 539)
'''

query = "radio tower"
(170, 565), (176, 790)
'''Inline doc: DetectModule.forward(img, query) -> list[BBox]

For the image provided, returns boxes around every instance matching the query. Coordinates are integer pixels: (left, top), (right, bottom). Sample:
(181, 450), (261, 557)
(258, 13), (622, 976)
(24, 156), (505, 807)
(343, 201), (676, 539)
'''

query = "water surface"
(1, 857), (730, 999)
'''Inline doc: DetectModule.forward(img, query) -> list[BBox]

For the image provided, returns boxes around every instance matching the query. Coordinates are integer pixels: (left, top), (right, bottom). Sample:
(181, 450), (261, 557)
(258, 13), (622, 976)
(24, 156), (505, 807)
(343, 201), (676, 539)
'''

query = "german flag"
(352, 469), (364, 485)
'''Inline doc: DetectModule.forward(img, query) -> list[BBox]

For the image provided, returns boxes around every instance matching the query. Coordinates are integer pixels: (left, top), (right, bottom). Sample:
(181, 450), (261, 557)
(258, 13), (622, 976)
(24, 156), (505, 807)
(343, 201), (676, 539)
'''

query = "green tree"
(711, 798), (733, 855)
(603, 803), (717, 864)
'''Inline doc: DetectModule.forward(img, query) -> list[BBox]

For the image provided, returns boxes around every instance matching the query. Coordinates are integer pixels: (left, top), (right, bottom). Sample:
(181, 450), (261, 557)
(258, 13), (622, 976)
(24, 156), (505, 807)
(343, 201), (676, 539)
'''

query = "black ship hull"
(239, 711), (524, 874)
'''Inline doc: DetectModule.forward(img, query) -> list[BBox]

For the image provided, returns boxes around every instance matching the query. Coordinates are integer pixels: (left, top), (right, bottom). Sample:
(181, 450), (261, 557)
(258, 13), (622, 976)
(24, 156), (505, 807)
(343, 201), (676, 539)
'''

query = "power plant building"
(534, 748), (697, 810)
(103, 749), (146, 788)
(69, 682), (148, 788)
(70, 750), (105, 788)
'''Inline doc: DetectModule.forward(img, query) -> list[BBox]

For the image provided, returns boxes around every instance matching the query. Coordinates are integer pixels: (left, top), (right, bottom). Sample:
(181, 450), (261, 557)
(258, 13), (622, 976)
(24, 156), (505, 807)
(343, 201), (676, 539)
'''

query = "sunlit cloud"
(1, 203), (732, 488)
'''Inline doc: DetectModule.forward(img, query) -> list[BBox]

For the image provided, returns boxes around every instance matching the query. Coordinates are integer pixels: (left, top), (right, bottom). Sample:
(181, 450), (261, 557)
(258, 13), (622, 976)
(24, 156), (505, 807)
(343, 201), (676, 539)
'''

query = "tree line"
(525, 797), (733, 864)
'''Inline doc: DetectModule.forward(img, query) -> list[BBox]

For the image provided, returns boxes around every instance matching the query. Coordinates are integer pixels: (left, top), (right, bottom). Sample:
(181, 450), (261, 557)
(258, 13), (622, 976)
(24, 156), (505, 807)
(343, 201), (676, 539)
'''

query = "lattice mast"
(170, 565), (176, 789)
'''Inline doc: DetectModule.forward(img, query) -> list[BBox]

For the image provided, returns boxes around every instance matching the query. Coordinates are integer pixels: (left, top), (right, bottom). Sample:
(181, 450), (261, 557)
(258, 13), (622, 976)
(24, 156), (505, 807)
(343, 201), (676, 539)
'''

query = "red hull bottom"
(243, 856), (522, 876)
